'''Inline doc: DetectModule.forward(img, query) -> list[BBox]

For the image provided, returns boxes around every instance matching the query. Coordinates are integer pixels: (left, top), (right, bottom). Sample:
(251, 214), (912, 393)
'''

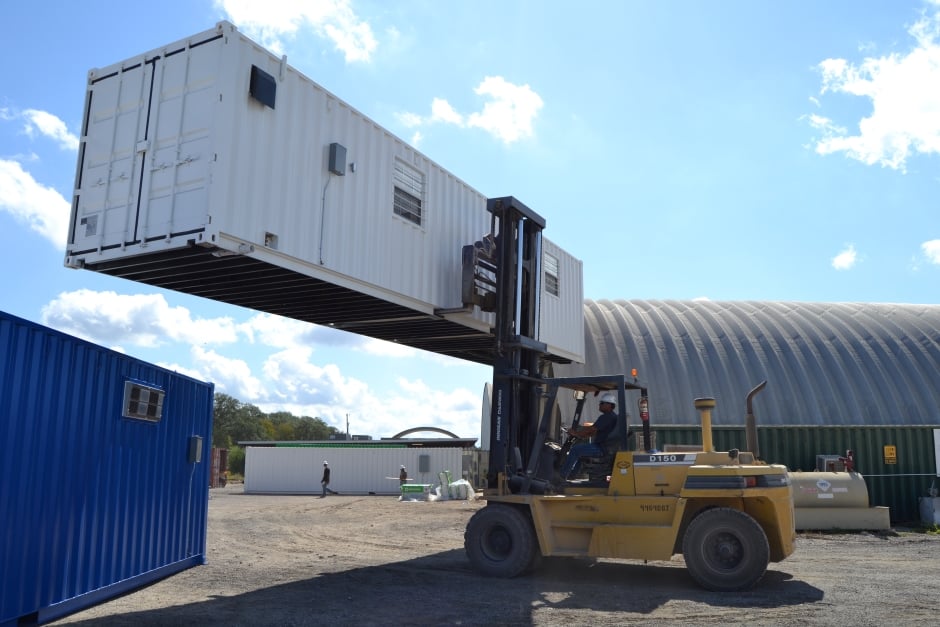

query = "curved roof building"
(555, 300), (940, 427)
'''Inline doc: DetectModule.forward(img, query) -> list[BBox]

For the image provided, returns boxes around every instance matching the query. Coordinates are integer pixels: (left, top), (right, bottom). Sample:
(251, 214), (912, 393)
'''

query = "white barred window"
(393, 160), (424, 226)
(544, 253), (560, 296)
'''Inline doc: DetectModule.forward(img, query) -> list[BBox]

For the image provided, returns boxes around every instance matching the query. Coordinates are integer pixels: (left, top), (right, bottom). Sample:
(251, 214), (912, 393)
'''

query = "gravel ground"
(53, 484), (940, 626)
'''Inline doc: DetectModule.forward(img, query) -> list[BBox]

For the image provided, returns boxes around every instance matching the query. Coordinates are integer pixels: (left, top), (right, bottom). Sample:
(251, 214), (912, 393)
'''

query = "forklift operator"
(559, 392), (619, 480)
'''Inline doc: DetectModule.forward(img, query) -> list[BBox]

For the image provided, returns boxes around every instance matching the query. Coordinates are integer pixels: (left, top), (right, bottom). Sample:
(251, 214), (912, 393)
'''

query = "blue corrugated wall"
(0, 311), (214, 625)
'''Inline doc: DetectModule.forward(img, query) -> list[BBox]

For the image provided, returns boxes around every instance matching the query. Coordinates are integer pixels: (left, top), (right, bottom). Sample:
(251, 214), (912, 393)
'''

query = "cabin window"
(544, 252), (560, 296)
(393, 160), (424, 226)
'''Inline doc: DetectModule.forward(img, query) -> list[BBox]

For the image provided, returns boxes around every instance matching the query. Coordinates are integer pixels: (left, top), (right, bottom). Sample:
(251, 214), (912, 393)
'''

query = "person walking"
(399, 465), (408, 487)
(320, 461), (338, 497)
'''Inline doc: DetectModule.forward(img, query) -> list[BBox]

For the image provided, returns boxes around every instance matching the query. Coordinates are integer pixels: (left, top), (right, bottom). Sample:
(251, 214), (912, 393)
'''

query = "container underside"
(82, 244), (508, 364)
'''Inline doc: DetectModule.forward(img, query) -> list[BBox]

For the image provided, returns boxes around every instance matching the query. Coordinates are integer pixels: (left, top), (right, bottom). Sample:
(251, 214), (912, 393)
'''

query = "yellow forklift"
(462, 197), (795, 591)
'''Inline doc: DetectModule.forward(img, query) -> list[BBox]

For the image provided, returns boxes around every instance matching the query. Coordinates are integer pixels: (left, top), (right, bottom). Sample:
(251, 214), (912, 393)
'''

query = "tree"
(212, 393), (241, 448)
(211, 393), (343, 448)
(295, 415), (336, 440)
(230, 402), (266, 444)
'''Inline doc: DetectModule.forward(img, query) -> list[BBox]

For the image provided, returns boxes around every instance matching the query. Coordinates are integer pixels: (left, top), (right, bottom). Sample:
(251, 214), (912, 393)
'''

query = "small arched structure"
(390, 426), (461, 439)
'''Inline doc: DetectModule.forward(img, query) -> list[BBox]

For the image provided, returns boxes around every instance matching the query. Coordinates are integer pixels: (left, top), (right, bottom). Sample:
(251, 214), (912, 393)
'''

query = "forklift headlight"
(684, 473), (791, 490)
(684, 476), (749, 490)
(756, 473), (791, 488)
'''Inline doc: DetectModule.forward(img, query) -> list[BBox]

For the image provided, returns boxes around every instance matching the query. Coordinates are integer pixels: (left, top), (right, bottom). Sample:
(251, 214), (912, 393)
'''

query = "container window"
(544, 252), (560, 297)
(123, 381), (165, 423)
(393, 160), (424, 226)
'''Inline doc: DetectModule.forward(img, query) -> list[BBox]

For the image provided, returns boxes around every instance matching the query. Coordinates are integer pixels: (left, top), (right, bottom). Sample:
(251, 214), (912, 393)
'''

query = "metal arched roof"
(555, 299), (940, 426)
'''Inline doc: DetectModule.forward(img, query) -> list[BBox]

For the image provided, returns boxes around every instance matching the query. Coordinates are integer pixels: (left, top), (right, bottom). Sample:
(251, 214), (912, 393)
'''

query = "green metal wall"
(648, 425), (940, 523)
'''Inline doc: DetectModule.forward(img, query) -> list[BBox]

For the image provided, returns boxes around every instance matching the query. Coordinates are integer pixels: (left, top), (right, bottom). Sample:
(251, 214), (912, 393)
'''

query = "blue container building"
(0, 311), (214, 625)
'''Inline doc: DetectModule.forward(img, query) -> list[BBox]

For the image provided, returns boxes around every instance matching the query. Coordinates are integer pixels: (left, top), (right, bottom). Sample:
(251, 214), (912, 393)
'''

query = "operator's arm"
(566, 423), (597, 438)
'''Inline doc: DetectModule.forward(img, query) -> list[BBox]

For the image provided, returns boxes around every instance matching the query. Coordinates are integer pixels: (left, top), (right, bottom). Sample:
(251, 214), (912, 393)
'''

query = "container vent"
(249, 65), (276, 109)
(123, 381), (165, 422)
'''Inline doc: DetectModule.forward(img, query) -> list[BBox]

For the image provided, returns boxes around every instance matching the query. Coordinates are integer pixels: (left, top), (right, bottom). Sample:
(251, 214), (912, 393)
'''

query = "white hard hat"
(323, 461), (329, 465)
(599, 393), (617, 406)
(401, 465), (406, 469)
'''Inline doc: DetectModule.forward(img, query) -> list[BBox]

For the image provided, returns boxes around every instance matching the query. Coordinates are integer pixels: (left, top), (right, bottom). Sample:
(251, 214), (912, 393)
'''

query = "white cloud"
(263, 346), (367, 403)
(155, 360), (211, 383)
(380, 378), (481, 439)
(359, 338), (416, 358)
(810, 7), (940, 170)
(1, 107), (78, 152)
(922, 239), (940, 264)
(191, 345), (265, 399)
(257, 347), (481, 437)
(430, 98), (464, 125)
(831, 244), (859, 270)
(395, 111), (423, 128)
(467, 76), (543, 144)
(41, 289), (240, 347)
(237, 312), (322, 348)
(37, 289), (485, 438)
(0, 158), (70, 247)
(22, 109), (79, 151)
(215, 0), (377, 62)
(398, 76), (543, 146)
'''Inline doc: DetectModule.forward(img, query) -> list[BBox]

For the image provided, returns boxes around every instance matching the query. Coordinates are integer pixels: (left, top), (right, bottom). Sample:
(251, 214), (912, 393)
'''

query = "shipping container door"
(72, 38), (217, 254)
(139, 40), (217, 244)
(71, 59), (153, 253)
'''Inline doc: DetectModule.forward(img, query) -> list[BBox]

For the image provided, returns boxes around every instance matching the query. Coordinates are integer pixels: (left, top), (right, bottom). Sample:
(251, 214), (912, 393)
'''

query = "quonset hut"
(554, 299), (940, 521)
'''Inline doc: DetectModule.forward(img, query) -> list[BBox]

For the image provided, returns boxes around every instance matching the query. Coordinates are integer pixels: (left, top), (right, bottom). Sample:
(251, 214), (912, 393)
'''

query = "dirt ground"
(53, 484), (940, 626)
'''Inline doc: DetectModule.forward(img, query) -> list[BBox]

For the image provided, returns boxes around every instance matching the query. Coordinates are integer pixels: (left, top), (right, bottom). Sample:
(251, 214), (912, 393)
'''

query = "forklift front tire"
(682, 507), (770, 591)
(465, 504), (539, 578)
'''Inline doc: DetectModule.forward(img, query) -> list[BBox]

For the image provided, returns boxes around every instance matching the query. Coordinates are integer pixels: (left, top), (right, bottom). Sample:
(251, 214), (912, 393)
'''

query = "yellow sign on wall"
(883, 445), (897, 465)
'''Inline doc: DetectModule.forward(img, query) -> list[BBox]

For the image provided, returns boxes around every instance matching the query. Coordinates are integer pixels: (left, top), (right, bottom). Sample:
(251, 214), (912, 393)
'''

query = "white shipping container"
(244, 446), (464, 496)
(65, 21), (584, 364)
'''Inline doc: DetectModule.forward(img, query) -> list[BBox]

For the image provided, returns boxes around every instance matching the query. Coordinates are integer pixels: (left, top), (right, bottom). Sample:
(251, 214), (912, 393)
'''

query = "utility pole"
(346, 414), (350, 440)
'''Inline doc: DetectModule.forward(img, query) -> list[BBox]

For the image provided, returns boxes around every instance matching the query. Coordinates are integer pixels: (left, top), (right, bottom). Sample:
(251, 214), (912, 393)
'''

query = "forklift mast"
(484, 197), (547, 489)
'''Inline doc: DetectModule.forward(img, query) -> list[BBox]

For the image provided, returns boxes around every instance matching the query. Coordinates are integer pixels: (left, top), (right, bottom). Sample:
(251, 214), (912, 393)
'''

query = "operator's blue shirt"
(592, 410), (617, 445)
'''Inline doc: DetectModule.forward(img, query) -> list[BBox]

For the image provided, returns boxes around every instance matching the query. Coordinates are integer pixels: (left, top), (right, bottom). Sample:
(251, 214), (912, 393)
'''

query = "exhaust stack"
(694, 397), (716, 452)
(745, 380), (767, 459)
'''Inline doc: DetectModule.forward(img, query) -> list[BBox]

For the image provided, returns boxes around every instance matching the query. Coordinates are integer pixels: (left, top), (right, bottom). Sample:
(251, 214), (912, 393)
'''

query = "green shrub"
(228, 445), (245, 475)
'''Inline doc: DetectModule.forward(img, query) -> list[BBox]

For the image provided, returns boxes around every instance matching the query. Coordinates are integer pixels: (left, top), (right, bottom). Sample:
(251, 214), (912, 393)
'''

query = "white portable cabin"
(66, 21), (584, 365)
(243, 445), (466, 496)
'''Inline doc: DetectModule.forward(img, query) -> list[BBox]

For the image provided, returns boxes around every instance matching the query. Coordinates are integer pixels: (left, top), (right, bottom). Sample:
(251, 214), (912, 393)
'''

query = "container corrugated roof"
(556, 299), (940, 426)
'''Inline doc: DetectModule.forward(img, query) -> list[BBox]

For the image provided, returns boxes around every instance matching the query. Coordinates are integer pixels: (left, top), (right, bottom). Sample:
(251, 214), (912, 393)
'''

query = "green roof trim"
(273, 442), (405, 448)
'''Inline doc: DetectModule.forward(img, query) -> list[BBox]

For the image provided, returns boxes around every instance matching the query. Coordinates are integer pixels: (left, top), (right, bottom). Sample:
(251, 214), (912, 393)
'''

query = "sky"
(1, 0), (939, 442)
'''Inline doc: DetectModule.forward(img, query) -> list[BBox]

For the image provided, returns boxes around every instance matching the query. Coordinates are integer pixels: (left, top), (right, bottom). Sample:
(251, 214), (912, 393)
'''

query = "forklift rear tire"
(682, 507), (770, 591)
(465, 504), (539, 578)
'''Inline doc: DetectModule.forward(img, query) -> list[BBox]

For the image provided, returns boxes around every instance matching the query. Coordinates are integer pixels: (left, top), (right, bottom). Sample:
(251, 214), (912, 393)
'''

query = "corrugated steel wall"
(539, 239), (585, 362)
(68, 22), (585, 363)
(560, 299), (940, 426)
(244, 446), (464, 495)
(212, 28), (493, 312)
(0, 311), (214, 625)
(649, 424), (939, 522)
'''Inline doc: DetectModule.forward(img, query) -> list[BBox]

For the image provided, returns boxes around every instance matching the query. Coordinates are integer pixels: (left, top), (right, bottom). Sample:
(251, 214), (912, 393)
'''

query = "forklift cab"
(506, 373), (651, 495)
(563, 388), (635, 482)
(552, 375), (650, 484)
